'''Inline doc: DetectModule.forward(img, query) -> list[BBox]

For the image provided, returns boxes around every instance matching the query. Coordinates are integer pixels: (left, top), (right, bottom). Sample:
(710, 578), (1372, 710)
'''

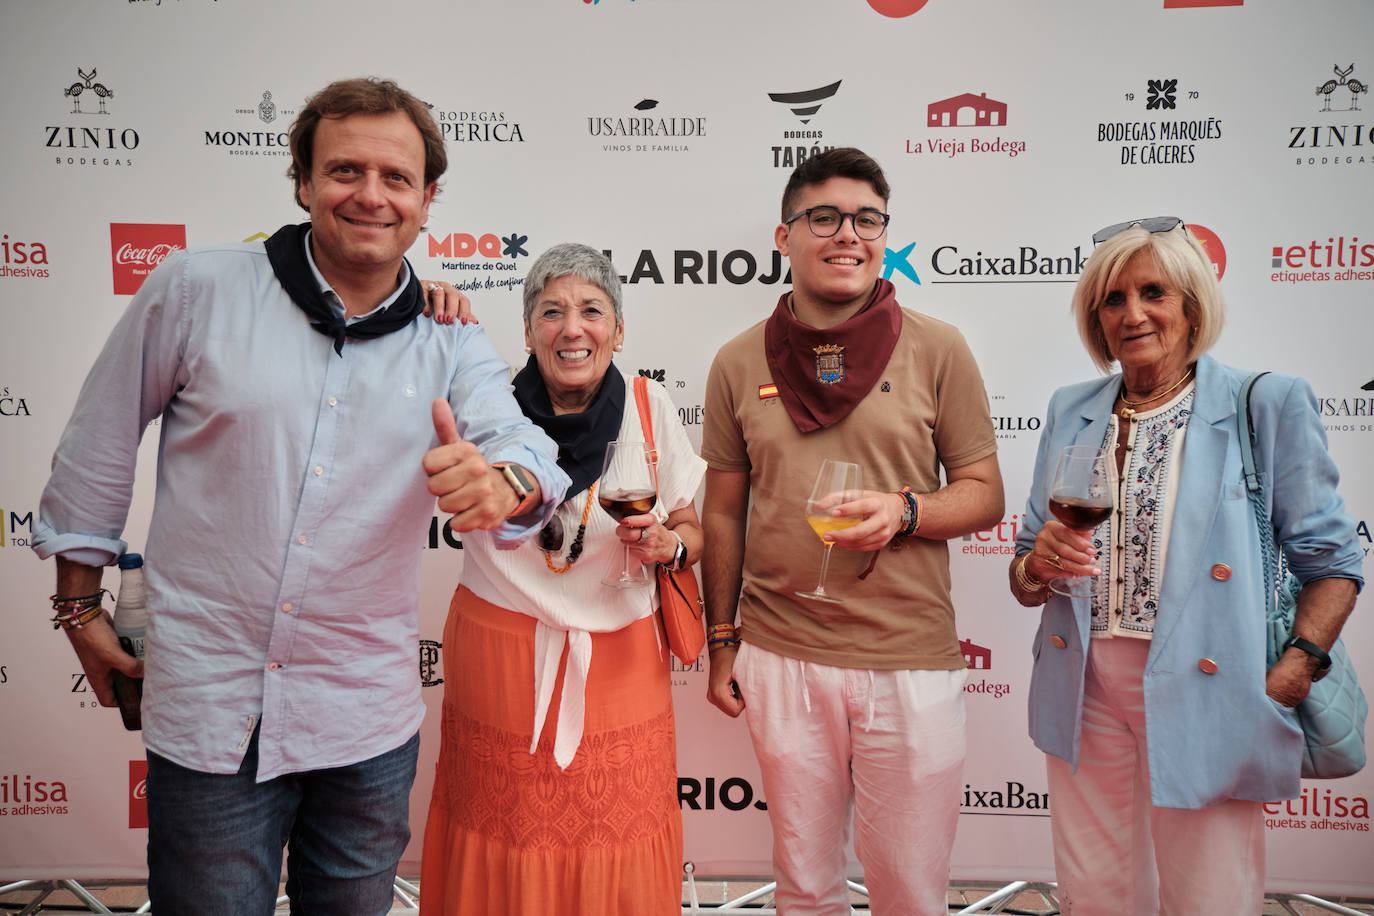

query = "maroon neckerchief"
(763, 279), (901, 433)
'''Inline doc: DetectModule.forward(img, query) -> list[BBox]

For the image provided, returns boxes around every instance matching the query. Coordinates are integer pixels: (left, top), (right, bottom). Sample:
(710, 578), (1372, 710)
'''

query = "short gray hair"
(1072, 224), (1226, 373)
(522, 243), (623, 328)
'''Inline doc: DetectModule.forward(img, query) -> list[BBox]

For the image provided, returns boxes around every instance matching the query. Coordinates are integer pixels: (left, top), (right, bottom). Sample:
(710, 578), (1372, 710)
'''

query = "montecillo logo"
(767, 81), (841, 169)
(205, 90), (297, 158)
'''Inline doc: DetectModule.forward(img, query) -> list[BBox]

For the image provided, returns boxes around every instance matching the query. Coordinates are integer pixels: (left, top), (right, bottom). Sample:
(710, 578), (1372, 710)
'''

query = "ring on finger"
(1044, 553), (1064, 569)
(427, 282), (441, 293)
(638, 527), (647, 543)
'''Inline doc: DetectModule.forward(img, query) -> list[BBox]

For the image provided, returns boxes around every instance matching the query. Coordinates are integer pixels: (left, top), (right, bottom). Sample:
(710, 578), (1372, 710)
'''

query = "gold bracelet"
(1014, 552), (1047, 593)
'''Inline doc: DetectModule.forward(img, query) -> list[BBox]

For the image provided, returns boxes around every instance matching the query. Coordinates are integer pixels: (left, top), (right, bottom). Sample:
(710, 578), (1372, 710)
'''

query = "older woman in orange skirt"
(420, 244), (704, 916)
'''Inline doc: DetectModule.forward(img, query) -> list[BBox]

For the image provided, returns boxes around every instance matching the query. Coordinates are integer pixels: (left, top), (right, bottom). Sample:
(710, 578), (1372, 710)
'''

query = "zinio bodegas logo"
(1290, 63), (1372, 168)
(47, 66), (138, 168)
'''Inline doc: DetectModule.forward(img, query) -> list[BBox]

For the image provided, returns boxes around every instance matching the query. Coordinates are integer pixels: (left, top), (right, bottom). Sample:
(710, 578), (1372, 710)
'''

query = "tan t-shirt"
(702, 307), (997, 670)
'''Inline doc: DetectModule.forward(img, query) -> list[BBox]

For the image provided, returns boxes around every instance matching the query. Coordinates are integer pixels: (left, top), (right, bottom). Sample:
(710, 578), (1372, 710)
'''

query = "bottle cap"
(118, 553), (144, 570)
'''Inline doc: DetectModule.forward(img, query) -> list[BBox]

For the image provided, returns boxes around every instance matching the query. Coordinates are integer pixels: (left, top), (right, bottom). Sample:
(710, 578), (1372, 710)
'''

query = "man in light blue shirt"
(33, 77), (568, 916)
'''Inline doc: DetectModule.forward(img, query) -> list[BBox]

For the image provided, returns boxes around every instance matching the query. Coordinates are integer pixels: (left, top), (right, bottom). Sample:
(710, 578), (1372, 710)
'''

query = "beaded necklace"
(545, 480), (597, 574)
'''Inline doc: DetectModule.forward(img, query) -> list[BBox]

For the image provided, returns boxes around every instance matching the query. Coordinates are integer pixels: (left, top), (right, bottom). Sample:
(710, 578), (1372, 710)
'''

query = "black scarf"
(512, 357), (625, 500)
(264, 222), (426, 356)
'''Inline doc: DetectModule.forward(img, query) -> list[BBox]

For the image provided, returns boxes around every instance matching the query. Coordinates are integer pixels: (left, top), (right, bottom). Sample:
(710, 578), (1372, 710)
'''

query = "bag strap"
(632, 375), (660, 485)
(1238, 371), (1280, 620)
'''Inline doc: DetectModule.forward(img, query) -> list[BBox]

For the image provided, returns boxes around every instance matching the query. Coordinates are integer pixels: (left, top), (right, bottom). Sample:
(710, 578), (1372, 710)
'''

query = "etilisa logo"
(203, 90), (297, 159)
(110, 223), (186, 295)
(2, 772), (70, 817)
(1290, 63), (1371, 168)
(433, 104), (526, 144)
(425, 229), (530, 296)
(1, 234), (51, 280)
(587, 97), (705, 154)
(1, 387), (32, 417)
(48, 66), (138, 168)
(767, 80), (842, 168)
(907, 90), (1027, 160)
(129, 760), (148, 829)
(1097, 76), (1222, 166)
(1270, 233), (1373, 284)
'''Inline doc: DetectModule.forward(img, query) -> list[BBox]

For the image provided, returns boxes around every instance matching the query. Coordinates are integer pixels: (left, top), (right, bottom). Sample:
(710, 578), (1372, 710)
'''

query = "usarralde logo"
(587, 98), (705, 153)
(110, 223), (186, 295)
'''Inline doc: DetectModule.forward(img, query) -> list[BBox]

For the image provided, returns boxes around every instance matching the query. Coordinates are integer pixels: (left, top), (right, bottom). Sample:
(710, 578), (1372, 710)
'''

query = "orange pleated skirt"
(419, 586), (682, 916)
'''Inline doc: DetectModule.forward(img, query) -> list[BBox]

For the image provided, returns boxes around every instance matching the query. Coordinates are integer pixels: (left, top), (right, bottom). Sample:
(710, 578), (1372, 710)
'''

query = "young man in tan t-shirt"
(701, 147), (1003, 916)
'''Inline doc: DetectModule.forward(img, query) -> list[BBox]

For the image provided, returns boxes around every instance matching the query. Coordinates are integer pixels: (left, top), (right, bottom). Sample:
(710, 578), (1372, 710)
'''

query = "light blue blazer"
(1015, 355), (1364, 809)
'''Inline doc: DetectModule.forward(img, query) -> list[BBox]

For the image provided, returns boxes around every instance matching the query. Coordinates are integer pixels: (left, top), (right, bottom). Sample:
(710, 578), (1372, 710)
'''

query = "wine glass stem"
(621, 544), (634, 579)
(814, 541), (835, 595)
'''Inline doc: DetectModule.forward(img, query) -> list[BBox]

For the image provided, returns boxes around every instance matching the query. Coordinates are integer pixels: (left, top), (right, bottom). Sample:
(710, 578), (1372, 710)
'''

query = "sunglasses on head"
(1092, 216), (1186, 247)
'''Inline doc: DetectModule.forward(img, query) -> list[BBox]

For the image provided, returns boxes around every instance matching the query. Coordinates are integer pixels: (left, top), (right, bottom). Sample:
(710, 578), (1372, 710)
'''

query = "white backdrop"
(2, 0), (1372, 896)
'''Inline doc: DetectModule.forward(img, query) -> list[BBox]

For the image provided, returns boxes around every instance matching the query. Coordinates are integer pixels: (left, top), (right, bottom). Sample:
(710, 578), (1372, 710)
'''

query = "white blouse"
(1090, 383), (1196, 639)
(458, 375), (706, 766)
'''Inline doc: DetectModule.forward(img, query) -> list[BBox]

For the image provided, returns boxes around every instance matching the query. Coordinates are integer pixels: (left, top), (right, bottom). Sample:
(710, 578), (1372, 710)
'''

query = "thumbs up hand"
(423, 399), (519, 532)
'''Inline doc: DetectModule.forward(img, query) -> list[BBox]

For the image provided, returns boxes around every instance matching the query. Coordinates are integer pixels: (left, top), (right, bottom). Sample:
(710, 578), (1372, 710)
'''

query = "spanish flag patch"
(758, 383), (779, 400)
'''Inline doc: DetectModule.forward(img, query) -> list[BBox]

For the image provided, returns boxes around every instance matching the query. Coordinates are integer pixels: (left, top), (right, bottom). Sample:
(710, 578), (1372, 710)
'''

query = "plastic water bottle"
(112, 552), (148, 731)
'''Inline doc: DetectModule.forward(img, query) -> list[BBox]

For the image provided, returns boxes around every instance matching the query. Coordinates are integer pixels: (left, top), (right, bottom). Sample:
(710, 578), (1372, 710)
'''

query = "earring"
(524, 346), (532, 353)
(614, 344), (623, 352)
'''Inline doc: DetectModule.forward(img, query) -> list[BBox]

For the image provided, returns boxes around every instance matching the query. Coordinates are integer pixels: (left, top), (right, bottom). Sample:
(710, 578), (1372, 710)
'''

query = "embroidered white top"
(1090, 383), (1196, 639)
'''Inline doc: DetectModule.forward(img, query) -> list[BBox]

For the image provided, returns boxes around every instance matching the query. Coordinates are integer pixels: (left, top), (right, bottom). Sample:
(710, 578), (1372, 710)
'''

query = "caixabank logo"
(425, 229), (530, 296)
(588, 97), (705, 154)
(1097, 75), (1222, 167)
(960, 780), (1050, 816)
(767, 80), (842, 169)
(2, 234), (52, 280)
(907, 90), (1028, 161)
(203, 89), (297, 160)
(1289, 62), (1371, 168)
(47, 66), (139, 168)
(110, 223), (186, 295)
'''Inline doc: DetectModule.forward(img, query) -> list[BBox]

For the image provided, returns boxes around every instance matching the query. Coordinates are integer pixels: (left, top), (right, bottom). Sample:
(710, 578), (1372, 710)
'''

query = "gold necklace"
(545, 481), (597, 574)
(1118, 366), (1194, 420)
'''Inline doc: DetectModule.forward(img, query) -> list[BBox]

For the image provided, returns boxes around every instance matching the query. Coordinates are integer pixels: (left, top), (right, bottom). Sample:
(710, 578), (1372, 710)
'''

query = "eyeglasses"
(783, 206), (891, 241)
(1092, 216), (1186, 246)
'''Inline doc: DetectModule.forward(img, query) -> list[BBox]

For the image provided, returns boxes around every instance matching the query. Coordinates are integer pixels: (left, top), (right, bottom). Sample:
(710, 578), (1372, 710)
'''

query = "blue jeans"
(146, 728), (419, 916)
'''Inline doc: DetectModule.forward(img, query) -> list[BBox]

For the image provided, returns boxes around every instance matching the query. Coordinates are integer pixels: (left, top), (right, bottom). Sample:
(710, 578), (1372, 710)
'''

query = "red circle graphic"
(865, 0), (930, 16)
(1187, 224), (1227, 281)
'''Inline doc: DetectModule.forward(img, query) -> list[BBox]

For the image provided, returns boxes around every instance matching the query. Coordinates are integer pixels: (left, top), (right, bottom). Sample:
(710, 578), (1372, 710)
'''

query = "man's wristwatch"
(491, 463), (539, 518)
(1282, 634), (1332, 682)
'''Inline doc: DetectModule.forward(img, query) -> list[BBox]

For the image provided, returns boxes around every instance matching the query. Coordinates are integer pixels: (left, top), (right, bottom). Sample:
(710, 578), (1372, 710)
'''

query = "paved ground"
(3, 878), (1373, 914)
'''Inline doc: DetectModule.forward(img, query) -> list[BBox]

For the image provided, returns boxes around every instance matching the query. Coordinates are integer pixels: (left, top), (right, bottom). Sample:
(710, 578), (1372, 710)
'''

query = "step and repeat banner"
(2, 0), (1372, 897)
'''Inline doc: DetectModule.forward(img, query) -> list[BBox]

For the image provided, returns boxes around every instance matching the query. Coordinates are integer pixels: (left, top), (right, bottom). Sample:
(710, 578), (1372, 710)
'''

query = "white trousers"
(735, 642), (967, 916)
(1047, 636), (1265, 915)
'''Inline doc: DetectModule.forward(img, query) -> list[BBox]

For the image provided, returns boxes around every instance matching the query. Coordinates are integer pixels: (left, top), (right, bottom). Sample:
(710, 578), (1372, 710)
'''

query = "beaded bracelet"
(895, 487), (921, 539)
(50, 590), (108, 611)
(52, 603), (105, 631)
(707, 623), (737, 641)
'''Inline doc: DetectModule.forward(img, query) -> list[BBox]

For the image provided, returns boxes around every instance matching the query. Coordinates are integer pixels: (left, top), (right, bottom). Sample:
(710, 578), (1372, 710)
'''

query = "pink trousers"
(1048, 636), (1265, 915)
(735, 642), (967, 916)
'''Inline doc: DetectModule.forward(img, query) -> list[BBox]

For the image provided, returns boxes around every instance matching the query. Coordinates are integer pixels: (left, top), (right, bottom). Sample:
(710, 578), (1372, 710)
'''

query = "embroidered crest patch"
(813, 344), (844, 385)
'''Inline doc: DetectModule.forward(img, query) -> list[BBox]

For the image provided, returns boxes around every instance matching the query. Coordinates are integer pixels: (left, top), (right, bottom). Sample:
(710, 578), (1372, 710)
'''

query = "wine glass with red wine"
(598, 439), (658, 588)
(1046, 445), (1112, 598)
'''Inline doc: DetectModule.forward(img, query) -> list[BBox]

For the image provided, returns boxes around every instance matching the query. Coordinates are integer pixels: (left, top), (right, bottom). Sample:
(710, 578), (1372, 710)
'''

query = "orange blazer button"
(1210, 563), (1232, 581)
(1198, 658), (1219, 675)
(1050, 635), (1068, 649)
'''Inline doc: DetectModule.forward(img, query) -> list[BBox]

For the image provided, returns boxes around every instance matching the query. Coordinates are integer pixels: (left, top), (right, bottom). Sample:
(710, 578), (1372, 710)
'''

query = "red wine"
(1049, 496), (1112, 529)
(599, 490), (657, 521)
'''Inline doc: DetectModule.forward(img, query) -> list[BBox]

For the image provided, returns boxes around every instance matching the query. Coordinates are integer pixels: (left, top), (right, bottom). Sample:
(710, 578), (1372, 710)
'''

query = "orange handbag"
(633, 376), (705, 663)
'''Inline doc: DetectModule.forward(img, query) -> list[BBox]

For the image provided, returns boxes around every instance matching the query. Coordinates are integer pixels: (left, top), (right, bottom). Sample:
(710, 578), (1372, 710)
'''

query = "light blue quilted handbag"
(1240, 372), (1367, 779)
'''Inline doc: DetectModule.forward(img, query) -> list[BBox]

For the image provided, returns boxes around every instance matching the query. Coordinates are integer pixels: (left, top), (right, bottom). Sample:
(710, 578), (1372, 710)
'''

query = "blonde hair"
(1072, 225), (1226, 373)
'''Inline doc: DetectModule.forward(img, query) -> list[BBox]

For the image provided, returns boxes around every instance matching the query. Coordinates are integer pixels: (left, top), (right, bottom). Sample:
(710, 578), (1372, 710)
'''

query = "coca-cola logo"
(115, 242), (180, 267)
(128, 759), (149, 828)
(131, 776), (148, 800)
(109, 223), (186, 295)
